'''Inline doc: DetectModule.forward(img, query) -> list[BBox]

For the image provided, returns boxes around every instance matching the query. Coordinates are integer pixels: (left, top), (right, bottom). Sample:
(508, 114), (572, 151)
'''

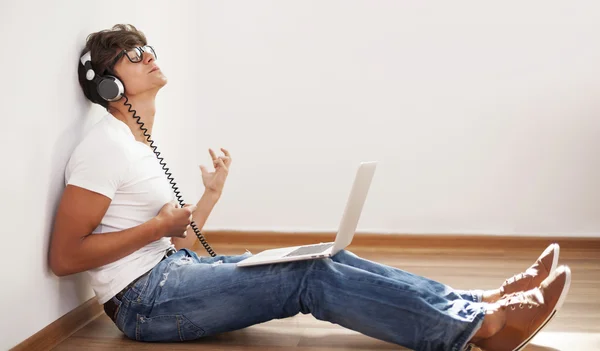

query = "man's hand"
(200, 148), (232, 195)
(156, 201), (197, 238)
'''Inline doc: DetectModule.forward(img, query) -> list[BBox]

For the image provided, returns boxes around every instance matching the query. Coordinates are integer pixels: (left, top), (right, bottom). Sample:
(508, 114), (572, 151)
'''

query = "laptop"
(236, 161), (377, 267)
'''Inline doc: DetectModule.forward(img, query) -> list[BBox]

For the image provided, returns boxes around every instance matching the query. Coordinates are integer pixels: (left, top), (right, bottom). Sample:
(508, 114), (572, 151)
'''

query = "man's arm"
(171, 189), (221, 251)
(172, 147), (232, 251)
(49, 185), (194, 276)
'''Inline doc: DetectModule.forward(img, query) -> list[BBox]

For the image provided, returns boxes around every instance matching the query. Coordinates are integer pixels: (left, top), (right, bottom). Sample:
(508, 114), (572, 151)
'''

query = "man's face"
(111, 45), (167, 96)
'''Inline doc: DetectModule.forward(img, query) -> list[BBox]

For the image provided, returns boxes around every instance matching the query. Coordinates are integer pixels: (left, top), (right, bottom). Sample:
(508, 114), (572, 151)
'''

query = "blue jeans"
(111, 249), (486, 351)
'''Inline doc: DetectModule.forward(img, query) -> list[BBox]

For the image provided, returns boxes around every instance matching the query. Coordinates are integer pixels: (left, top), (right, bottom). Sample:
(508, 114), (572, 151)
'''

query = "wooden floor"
(53, 243), (600, 351)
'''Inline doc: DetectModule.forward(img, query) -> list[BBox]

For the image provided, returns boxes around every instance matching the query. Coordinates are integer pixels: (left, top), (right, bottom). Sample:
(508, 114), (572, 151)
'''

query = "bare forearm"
(52, 218), (165, 276)
(172, 190), (221, 250)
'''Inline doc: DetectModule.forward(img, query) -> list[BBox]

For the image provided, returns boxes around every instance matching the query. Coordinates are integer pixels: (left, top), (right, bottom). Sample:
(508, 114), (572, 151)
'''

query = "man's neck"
(109, 92), (157, 144)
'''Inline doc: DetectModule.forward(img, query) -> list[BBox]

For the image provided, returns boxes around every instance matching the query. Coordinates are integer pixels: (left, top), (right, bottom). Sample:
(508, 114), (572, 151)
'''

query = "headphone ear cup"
(97, 75), (124, 102)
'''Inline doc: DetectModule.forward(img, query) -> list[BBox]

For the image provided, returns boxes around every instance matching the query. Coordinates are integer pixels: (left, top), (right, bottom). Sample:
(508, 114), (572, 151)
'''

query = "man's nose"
(143, 51), (155, 64)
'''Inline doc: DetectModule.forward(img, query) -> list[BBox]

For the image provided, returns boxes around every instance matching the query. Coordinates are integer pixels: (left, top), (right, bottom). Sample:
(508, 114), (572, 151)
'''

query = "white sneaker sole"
(549, 243), (559, 273)
(512, 266), (571, 351)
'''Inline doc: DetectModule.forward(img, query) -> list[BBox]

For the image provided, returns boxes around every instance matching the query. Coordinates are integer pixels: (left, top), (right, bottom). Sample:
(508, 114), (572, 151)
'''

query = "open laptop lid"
(331, 161), (377, 254)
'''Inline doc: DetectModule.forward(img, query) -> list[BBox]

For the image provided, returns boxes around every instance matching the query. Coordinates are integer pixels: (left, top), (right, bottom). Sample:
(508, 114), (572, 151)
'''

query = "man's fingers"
(217, 158), (228, 172)
(183, 204), (196, 219)
(220, 148), (232, 166)
(219, 156), (231, 166)
(179, 205), (197, 217)
(208, 148), (217, 161)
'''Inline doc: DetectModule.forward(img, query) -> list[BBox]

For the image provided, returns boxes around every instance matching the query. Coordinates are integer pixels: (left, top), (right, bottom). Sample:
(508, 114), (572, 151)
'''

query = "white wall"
(196, 1), (600, 237)
(1, 0), (599, 349)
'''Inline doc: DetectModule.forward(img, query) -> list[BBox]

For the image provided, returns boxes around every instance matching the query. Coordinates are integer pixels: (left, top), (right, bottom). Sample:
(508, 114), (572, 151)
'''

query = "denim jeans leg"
(117, 249), (485, 351)
(454, 289), (485, 303)
(330, 250), (485, 303)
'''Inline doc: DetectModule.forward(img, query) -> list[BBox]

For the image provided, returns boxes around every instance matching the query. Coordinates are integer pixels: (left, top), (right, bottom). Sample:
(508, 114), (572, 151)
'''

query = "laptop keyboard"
(283, 243), (334, 257)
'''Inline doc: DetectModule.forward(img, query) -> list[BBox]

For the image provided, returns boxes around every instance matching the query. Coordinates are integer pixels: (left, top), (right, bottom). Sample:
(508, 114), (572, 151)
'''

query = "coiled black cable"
(122, 94), (217, 257)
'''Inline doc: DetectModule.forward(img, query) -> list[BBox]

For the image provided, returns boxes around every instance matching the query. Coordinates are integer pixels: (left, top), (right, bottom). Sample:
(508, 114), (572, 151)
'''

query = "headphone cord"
(122, 94), (217, 257)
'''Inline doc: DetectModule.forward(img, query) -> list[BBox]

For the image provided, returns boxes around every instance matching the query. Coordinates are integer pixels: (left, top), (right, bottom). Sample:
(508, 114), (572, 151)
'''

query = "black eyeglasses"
(111, 45), (157, 66)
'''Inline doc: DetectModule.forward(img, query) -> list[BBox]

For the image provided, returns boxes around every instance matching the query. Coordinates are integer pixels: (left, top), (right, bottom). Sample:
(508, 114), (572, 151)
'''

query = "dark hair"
(78, 24), (147, 109)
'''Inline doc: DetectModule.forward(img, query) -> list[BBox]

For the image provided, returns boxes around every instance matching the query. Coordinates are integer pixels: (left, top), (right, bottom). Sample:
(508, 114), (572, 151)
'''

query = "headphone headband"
(80, 51), (95, 81)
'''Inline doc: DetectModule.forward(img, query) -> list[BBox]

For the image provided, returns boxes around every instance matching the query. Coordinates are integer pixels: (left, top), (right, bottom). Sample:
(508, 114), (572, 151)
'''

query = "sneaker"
(475, 265), (571, 351)
(500, 243), (560, 296)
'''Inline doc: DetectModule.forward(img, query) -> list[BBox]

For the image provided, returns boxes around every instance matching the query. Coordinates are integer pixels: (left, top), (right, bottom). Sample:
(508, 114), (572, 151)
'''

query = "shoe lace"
(504, 292), (539, 310)
(502, 272), (525, 287)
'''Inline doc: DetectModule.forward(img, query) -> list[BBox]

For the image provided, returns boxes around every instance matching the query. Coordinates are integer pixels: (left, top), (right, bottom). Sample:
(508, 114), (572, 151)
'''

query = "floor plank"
(52, 244), (600, 351)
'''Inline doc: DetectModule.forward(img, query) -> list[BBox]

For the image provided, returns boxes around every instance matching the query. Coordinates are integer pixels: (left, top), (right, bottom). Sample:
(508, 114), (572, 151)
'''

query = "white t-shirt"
(65, 113), (175, 304)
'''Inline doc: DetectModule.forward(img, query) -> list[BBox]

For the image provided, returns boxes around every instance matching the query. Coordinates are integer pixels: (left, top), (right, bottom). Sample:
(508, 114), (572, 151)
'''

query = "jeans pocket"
(135, 314), (205, 342)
